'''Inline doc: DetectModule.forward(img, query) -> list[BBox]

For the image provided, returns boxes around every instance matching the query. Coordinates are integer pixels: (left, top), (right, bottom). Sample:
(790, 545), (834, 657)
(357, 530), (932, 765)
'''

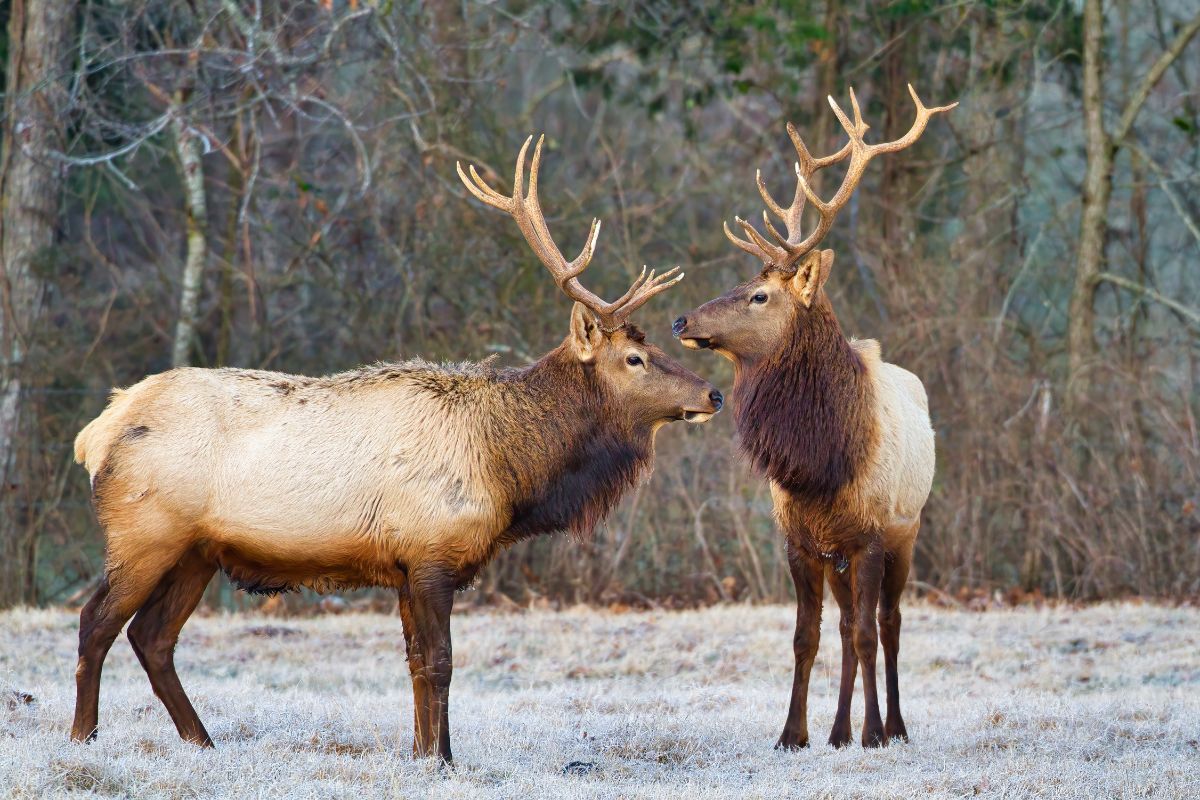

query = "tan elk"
(70, 135), (722, 763)
(673, 86), (953, 748)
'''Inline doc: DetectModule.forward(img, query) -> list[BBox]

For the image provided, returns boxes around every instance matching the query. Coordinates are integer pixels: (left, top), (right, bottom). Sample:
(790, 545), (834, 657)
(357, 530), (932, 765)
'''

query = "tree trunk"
(1068, 3), (1200, 416)
(170, 96), (209, 368)
(0, 0), (73, 608)
(1067, 0), (1111, 417)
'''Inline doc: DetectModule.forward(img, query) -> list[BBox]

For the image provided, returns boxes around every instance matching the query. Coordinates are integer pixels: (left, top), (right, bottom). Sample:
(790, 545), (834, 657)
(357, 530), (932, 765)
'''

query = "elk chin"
(678, 336), (712, 351)
(682, 410), (714, 423)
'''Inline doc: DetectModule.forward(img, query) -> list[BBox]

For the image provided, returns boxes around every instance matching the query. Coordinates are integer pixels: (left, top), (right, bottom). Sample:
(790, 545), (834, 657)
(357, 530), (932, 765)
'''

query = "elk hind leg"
(126, 549), (216, 746)
(879, 538), (914, 742)
(851, 545), (887, 748)
(72, 538), (189, 742)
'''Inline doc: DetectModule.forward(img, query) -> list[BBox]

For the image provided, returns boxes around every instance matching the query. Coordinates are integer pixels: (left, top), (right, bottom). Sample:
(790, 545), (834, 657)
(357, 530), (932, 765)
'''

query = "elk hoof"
(885, 719), (909, 743)
(861, 727), (888, 748)
(774, 734), (810, 751)
(827, 726), (853, 749)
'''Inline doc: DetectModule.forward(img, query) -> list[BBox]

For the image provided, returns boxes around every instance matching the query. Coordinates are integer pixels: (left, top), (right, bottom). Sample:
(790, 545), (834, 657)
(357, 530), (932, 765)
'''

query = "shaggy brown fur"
(492, 353), (653, 543)
(733, 293), (876, 506)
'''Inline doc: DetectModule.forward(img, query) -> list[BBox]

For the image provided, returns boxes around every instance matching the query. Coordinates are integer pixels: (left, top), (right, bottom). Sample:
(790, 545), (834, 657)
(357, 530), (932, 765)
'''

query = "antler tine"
(458, 134), (685, 327)
(512, 135), (531, 205)
(737, 119), (858, 271)
(755, 169), (788, 221)
(605, 266), (650, 310)
(762, 210), (790, 248)
(723, 220), (772, 261)
(862, 84), (959, 156)
(738, 216), (788, 261)
(737, 84), (955, 272)
(456, 162), (512, 212)
(612, 266), (684, 319)
(793, 163), (826, 210)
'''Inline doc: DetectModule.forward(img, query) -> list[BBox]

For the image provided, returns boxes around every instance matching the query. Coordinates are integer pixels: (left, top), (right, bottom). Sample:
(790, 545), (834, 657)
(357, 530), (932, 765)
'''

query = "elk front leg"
(408, 566), (456, 764)
(776, 543), (823, 750)
(851, 544), (887, 747)
(826, 566), (857, 748)
(397, 586), (431, 758)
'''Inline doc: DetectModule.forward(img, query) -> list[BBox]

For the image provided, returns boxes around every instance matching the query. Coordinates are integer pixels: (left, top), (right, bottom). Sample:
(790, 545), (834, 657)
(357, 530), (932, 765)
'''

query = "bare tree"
(168, 89), (209, 368)
(0, 0), (75, 606)
(1068, 1), (1200, 414)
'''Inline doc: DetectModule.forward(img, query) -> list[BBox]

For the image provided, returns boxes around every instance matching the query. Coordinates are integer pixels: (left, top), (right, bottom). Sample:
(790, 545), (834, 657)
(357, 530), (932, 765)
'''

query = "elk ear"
(791, 249), (834, 307)
(569, 302), (604, 362)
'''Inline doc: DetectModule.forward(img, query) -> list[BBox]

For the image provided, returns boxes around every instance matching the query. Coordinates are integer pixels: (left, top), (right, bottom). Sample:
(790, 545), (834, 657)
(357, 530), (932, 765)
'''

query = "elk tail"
(74, 388), (134, 478)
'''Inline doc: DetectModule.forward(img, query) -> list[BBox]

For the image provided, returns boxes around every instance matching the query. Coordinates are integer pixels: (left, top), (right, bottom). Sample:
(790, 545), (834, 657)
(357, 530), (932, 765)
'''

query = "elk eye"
(751, 292), (768, 304)
(626, 354), (644, 367)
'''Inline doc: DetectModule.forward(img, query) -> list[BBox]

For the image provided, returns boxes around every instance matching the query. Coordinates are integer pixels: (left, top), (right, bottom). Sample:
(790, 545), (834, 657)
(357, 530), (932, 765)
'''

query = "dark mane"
(623, 324), (647, 343)
(214, 359), (500, 399)
(732, 296), (875, 505)
(489, 346), (653, 543)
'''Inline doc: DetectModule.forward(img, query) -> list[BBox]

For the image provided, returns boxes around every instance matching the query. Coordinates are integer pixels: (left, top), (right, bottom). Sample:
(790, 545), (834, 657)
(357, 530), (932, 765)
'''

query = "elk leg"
(408, 566), (456, 764)
(851, 544), (887, 747)
(126, 550), (216, 746)
(879, 540), (914, 742)
(826, 566), (857, 748)
(397, 586), (432, 758)
(776, 543), (823, 750)
(72, 544), (187, 742)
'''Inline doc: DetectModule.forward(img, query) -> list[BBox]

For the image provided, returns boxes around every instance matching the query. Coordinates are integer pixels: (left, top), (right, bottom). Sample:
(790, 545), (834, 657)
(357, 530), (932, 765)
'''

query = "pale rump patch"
(849, 338), (935, 535)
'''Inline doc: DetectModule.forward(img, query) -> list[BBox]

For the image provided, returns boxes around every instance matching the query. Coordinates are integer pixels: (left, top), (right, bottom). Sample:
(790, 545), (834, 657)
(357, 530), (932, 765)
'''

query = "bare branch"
(1112, 10), (1200, 147)
(1096, 272), (1200, 330)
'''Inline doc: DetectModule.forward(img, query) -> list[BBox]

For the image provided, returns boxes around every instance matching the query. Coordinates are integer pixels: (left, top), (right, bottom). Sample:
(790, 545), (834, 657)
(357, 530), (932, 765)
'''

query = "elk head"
(458, 136), (723, 426)
(673, 85), (956, 363)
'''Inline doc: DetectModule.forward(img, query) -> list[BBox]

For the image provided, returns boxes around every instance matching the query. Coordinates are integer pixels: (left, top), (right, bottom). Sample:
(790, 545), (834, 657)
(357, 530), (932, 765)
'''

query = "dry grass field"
(1, 601), (1198, 799)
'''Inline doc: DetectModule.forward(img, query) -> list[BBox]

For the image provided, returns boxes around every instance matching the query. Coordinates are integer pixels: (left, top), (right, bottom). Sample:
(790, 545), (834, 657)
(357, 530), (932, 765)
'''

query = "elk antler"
(725, 84), (957, 272)
(457, 135), (683, 330)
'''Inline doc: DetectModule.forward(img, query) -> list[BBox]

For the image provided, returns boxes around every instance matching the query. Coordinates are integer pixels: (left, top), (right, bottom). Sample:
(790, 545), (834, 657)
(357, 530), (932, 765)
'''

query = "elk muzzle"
(672, 315), (713, 351)
(679, 388), (722, 423)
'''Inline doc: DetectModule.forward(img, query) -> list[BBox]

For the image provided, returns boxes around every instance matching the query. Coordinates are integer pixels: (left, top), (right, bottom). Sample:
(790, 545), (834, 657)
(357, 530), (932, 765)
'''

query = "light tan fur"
(77, 364), (510, 590)
(845, 339), (934, 537)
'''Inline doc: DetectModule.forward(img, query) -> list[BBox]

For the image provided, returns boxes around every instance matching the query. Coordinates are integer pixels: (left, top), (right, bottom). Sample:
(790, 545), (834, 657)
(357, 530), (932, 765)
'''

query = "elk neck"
(731, 292), (876, 505)
(488, 343), (654, 543)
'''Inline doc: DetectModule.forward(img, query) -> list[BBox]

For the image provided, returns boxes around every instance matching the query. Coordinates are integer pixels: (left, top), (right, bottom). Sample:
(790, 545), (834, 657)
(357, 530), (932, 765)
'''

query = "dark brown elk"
(672, 86), (953, 748)
(70, 135), (722, 763)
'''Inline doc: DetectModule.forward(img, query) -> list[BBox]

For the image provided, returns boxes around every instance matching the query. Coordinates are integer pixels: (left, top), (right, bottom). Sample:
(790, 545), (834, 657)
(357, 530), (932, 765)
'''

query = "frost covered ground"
(1, 602), (1197, 799)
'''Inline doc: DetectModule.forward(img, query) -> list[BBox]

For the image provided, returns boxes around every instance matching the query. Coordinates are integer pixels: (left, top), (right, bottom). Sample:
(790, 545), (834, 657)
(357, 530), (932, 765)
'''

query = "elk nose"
(709, 390), (724, 411)
(672, 316), (688, 336)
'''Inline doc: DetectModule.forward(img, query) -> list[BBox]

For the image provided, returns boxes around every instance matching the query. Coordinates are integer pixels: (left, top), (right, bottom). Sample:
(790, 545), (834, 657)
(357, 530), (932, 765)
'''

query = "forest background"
(2, 0), (1198, 609)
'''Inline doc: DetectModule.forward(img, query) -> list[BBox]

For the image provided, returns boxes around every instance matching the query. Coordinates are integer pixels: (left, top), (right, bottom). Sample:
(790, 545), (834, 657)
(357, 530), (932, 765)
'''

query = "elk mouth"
(681, 391), (722, 422)
(678, 336), (712, 350)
